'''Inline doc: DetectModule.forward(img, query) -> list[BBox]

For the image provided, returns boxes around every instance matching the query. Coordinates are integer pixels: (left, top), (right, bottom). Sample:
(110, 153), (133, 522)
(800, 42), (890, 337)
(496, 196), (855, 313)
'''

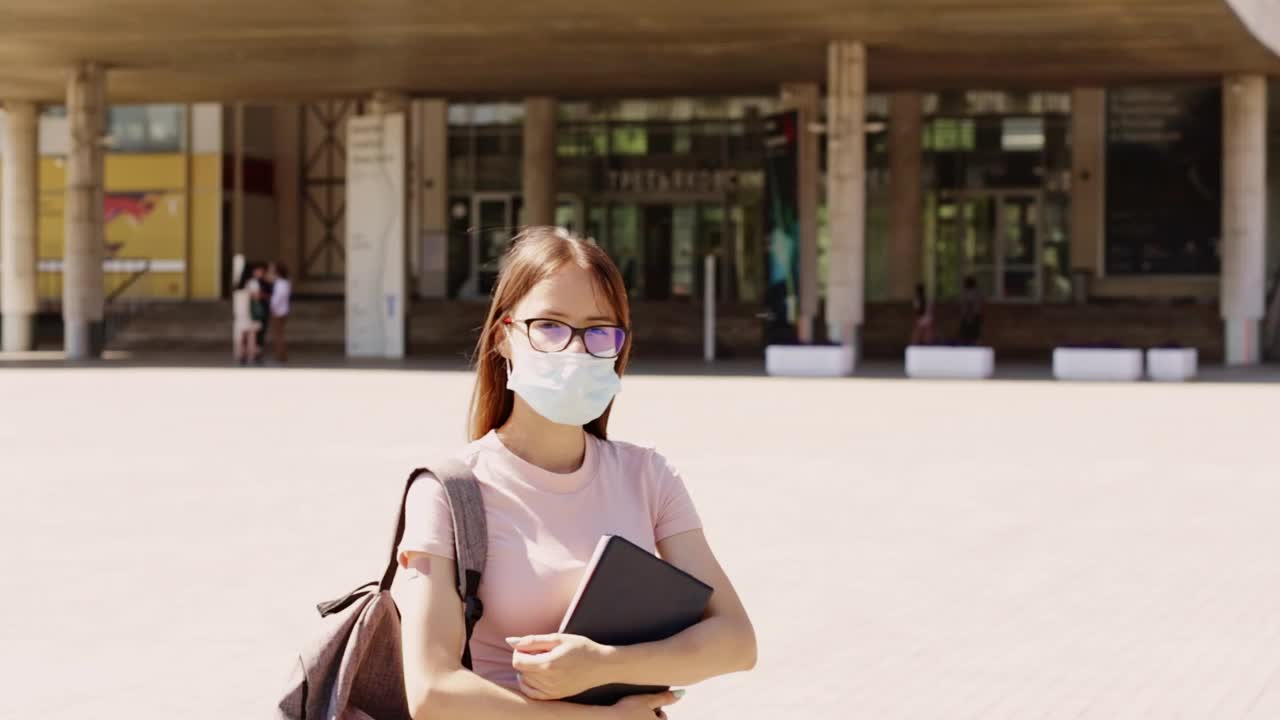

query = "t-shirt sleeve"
(650, 451), (703, 542)
(396, 474), (456, 565)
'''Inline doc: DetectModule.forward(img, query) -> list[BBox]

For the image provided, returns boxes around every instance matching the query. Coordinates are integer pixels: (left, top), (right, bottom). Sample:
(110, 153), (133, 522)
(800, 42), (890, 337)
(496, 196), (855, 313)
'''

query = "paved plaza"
(2, 360), (1279, 719)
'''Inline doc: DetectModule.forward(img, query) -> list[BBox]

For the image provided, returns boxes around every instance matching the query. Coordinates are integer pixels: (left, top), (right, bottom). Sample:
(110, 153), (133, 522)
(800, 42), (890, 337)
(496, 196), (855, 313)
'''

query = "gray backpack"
(275, 460), (488, 720)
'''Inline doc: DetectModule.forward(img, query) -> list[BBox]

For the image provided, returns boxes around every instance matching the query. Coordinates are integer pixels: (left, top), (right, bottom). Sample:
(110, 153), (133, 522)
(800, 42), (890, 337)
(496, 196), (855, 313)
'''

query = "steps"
(103, 298), (1226, 362)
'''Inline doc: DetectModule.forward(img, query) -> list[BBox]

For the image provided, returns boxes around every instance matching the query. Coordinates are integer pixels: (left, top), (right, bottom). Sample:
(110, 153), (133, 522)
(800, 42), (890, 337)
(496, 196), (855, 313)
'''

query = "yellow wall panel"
(105, 154), (186, 190)
(27, 149), (225, 301)
(190, 153), (223, 299)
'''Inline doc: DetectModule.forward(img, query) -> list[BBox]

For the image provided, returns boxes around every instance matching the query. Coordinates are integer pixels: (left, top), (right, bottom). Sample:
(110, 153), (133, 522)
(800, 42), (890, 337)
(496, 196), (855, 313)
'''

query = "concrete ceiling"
(0, 0), (1277, 103)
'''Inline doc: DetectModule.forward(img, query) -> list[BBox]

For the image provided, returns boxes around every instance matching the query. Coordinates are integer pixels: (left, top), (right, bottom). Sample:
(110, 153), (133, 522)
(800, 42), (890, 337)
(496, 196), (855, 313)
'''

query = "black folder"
(557, 534), (714, 706)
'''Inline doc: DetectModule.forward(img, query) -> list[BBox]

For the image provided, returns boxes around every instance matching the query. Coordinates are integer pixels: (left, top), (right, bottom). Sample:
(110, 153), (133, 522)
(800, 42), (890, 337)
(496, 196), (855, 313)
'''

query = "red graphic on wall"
(103, 192), (161, 257)
(104, 193), (158, 224)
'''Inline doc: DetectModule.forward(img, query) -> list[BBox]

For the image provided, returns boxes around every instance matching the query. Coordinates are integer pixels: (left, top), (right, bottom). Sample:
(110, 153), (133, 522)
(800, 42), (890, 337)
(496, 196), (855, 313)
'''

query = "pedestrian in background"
(255, 261), (273, 358)
(246, 262), (269, 363)
(232, 264), (261, 365)
(267, 262), (291, 363)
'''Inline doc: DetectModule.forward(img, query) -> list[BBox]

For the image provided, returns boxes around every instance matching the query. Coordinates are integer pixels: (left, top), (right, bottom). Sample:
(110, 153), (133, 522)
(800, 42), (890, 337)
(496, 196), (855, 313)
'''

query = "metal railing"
(34, 258), (156, 348)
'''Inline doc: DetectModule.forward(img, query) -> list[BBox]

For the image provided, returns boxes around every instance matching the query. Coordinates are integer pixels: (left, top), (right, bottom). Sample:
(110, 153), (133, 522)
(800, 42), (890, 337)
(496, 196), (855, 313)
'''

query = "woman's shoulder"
(404, 437), (491, 503)
(595, 436), (677, 478)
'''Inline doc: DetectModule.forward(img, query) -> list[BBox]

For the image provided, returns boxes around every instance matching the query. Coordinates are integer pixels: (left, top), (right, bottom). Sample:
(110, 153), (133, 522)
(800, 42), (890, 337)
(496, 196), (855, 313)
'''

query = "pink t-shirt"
(396, 430), (703, 689)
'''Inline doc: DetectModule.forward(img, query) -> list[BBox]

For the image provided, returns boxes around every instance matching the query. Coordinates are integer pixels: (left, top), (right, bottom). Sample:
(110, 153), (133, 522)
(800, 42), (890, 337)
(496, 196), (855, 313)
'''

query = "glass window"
(611, 125), (647, 155)
(926, 119), (976, 151)
(107, 104), (185, 152)
(608, 204), (642, 296)
(1042, 191), (1072, 302)
(557, 126), (595, 157)
(671, 205), (698, 297)
(473, 103), (524, 125)
(694, 204), (724, 298)
(731, 201), (764, 303)
(1001, 117), (1045, 152)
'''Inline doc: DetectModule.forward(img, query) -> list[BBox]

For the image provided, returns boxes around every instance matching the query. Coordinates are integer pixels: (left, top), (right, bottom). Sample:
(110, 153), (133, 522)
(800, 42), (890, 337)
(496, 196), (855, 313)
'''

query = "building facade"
(1, 2), (1279, 362)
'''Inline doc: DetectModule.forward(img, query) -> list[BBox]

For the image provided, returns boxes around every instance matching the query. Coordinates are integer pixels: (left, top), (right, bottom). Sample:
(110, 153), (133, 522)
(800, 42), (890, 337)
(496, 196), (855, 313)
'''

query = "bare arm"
(396, 552), (595, 720)
(396, 552), (679, 720)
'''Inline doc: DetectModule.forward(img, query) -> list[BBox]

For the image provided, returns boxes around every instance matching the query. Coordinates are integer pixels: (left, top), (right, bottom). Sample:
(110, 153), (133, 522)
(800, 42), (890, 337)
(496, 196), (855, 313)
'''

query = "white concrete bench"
(1146, 348), (1198, 382)
(1052, 347), (1144, 382)
(905, 346), (995, 379)
(765, 344), (856, 377)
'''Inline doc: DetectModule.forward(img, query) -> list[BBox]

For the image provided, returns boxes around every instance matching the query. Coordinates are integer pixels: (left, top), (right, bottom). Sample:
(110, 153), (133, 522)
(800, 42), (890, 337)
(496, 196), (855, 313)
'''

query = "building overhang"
(0, 0), (1277, 103)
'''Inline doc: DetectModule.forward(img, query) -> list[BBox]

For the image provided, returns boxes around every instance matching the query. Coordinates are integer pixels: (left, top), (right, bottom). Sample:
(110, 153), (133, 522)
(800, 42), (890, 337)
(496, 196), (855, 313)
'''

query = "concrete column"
(63, 62), (107, 359)
(1221, 74), (1268, 366)
(2, 101), (39, 351)
(826, 41), (867, 347)
(522, 97), (556, 227)
(781, 83), (820, 342)
(273, 103), (300, 288)
(1070, 88), (1106, 278)
(231, 102), (245, 258)
(888, 92), (923, 301)
(419, 99), (449, 298)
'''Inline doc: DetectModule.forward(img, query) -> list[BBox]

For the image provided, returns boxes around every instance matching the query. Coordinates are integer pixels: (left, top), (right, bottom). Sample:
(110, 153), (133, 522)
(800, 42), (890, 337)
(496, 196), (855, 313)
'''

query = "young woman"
(232, 264), (262, 365)
(392, 227), (757, 720)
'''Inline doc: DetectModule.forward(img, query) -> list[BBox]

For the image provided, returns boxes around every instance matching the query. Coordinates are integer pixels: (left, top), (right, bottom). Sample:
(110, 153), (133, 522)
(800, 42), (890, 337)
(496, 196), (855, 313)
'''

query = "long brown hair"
(468, 226), (633, 441)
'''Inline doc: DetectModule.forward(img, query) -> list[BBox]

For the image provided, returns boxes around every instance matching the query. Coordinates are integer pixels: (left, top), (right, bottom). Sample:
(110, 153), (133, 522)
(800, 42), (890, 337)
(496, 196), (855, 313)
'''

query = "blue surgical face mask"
(506, 342), (622, 426)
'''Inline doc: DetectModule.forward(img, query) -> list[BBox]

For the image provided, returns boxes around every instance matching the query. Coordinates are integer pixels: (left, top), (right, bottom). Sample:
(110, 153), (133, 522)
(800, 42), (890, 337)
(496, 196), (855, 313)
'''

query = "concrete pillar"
(63, 62), (107, 359)
(1070, 88), (1106, 278)
(888, 92), (923, 301)
(231, 102), (245, 258)
(2, 101), (39, 351)
(273, 103), (300, 289)
(826, 41), (867, 347)
(781, 83), (820, 342)
(1221, 74), (1268, 366)
(418, 99), (449, 298)
(522, 97), (556, 227)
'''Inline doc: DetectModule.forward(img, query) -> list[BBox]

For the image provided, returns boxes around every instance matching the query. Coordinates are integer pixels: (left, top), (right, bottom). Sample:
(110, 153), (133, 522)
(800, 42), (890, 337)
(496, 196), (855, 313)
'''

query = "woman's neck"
(497, 398), (588, 474)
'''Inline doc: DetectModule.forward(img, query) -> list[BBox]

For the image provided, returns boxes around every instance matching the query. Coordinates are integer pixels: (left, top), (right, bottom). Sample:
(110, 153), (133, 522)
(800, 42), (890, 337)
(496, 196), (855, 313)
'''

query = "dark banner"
(763, 111), (800, 344)
(1105, 85), (1222, 275)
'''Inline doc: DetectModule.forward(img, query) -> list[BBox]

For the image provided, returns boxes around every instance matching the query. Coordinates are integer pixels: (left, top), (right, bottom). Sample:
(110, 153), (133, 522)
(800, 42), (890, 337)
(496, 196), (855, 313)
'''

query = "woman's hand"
(606, 690), (683, 720)
(508, 633), (613, 701)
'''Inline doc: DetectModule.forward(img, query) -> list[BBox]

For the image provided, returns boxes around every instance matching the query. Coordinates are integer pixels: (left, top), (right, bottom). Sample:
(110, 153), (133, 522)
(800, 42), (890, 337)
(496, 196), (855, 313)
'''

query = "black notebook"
(557, 534), (714, 706)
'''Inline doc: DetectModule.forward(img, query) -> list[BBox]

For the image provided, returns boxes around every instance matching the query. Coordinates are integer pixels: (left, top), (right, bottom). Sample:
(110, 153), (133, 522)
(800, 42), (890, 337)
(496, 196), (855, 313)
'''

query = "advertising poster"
(345, 113), (406, 358)
(763, 110), (800, 344)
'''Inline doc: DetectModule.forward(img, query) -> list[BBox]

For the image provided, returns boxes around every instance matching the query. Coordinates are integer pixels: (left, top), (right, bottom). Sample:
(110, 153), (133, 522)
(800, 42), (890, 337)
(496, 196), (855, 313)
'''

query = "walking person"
(267, 262), (291, 363)
(392, 227), (757, 720)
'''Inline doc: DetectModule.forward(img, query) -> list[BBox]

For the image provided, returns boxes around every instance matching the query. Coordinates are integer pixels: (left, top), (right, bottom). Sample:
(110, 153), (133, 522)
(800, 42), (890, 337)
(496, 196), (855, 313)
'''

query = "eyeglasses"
(503, 317), (628, 359)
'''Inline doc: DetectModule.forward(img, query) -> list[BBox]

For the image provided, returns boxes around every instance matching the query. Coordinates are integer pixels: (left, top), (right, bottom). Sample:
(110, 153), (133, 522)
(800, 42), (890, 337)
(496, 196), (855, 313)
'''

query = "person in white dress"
(232, 265), (263, 365)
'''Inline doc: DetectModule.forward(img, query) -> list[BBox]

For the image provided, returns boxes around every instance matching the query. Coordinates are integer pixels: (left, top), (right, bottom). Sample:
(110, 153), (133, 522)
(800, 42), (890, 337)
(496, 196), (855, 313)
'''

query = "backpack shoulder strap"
(379, 459), (488, 669)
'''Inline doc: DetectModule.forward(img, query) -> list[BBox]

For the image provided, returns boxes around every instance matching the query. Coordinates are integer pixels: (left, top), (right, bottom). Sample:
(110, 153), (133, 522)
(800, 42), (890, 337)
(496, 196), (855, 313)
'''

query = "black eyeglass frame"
(502, 316), (629, 359)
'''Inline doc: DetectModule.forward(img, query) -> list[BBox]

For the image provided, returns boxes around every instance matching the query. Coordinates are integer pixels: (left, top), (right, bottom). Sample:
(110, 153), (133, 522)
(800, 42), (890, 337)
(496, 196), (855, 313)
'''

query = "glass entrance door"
(594, 201), (726, 300)
(998, 194), (1039, 300)
(465, 193), (515, 298)
(933, 190), (1042, 302)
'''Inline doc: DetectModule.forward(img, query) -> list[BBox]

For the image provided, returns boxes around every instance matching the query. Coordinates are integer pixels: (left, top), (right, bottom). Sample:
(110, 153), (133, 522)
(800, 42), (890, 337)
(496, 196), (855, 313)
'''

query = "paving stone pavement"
(2, 363), (1279, 719)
